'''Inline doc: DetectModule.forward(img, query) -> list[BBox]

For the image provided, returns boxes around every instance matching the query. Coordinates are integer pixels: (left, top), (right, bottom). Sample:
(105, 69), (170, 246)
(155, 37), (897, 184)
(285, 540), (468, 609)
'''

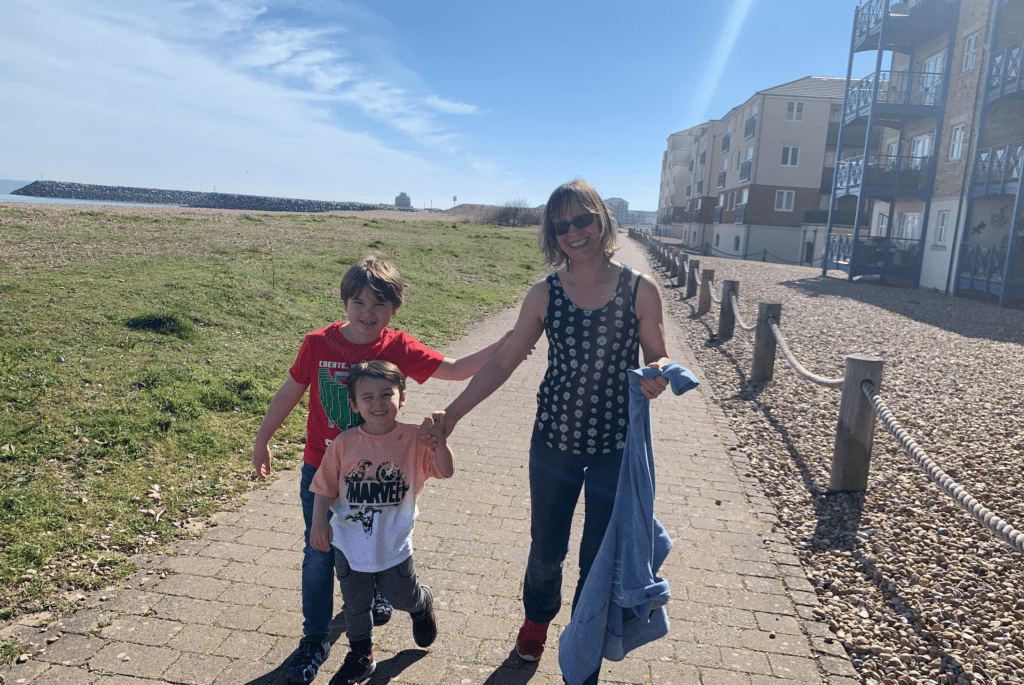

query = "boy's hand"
(418, 414), (445, 450)
(252, 445), (272, 479)
(310, 521), (333, 552)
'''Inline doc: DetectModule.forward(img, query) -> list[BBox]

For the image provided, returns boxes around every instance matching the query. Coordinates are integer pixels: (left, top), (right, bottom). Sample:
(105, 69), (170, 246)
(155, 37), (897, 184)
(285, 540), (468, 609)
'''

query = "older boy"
(252, 256), (508, 684)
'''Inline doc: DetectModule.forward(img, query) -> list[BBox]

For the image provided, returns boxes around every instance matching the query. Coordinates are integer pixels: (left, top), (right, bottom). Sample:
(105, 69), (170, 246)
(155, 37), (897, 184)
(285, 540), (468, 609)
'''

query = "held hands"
(418, 411), (448, 451)
(640, 361), (671, 400)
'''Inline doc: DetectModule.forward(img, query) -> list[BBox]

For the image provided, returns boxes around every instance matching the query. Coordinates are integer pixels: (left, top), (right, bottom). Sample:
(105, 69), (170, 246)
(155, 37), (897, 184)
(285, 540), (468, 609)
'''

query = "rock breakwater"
(11, 180), (406, 213)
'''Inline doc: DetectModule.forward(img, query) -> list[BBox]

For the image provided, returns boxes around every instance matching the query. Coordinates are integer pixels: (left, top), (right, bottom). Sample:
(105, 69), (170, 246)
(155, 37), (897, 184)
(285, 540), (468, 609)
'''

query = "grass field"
(0, 206), (545, 655)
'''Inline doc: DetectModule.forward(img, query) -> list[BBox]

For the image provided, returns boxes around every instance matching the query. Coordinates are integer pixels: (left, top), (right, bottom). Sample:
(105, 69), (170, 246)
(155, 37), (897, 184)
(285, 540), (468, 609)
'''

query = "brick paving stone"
(766, 654), (821, 682)
(160, 652), (231, 685)
(198, 541), (264, 563)
(216, 583), (272, 607)
(256, 609), (303, 637)
(210, 660), (285, 685)
(214, 605), (273, 631)
(209, 630), (277, 661)
(89, 642), (180, 678)
(35, 633), (105, 666)
(166, 624), (232, 653)
(99, 616), (183, 646)
(29, 664), (98, 685)
(151, 595), (225, 625)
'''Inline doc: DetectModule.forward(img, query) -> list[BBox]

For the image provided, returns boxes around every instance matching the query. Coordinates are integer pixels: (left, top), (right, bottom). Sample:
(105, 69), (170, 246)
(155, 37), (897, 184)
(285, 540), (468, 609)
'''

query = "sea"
(0, 179), (176, 208)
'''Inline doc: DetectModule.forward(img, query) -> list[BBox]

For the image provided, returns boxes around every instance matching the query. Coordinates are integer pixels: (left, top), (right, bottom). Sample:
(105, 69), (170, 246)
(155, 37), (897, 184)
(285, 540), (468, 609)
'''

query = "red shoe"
(515, 617), (549, 661)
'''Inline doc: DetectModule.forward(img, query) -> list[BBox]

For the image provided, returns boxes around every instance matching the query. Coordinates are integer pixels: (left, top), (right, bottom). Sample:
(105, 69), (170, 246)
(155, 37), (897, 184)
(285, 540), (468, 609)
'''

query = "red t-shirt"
(289, 323), (444, 467)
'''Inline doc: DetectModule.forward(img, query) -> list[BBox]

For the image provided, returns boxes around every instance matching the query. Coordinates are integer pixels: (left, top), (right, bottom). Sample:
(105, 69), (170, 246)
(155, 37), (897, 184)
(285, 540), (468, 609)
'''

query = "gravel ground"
(639, 239), (1024, 685)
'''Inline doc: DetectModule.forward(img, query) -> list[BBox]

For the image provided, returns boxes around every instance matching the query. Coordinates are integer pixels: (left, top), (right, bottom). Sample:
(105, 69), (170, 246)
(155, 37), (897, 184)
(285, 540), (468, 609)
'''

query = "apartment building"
(605, 197), (628, 227)
(657, 77), (853, 265)
(824, 0), (1022, 308)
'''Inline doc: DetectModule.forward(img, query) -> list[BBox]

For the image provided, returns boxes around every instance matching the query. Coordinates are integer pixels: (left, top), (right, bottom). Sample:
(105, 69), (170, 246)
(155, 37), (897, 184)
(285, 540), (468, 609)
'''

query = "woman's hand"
(641, 360), (671, 400)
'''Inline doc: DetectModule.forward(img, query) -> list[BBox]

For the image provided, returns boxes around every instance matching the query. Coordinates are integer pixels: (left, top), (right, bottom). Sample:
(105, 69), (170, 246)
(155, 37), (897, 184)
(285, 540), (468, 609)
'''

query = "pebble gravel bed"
(641, 243), (1024, 685)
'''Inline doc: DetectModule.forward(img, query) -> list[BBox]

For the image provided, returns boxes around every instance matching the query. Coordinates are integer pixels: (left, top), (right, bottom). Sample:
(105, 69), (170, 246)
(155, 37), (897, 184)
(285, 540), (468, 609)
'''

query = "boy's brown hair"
(346, 359), (407, 401)
(339, 256), (405, 309)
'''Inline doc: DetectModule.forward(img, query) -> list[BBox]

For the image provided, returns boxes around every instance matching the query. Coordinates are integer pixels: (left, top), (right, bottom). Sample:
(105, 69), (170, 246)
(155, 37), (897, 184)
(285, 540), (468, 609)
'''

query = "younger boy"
(252, 256), (508, 684)
(309, 360), (451, 684)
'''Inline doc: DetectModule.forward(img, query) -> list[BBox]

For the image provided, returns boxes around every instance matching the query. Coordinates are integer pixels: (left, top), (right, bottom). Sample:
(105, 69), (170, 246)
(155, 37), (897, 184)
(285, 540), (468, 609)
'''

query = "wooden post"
(685, 259), (700, 298)
(697, 269), (715, 314)
(717, 280), (739, 342)
(677, 254), (688, 288)
(750, 303), (782, 384)
(829, 355), (885, 492)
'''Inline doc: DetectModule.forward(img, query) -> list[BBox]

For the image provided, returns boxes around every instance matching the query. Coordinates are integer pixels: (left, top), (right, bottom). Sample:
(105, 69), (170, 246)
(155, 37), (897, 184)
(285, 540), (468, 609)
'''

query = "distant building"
(625, 209), (657, 226)
(395, 192), (411, 208)
(605, 197), (628, 227)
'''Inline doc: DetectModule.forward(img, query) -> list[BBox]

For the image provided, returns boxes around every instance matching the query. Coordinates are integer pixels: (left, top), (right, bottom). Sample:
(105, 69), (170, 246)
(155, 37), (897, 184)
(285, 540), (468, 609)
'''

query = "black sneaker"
(338, 649), (375, 685)
(410, 585), (437, 648)
(285, 635), (330, 684)
(371, 586), (392, 626)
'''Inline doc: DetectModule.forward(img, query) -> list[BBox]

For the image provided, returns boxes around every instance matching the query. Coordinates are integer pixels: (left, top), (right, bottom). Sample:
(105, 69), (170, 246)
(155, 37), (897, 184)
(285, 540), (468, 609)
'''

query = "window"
(898, 212), (921, 241)
(686, 184), (691, 197)
(963, 33), (978, 72)
(733, 236), (740, 251)
(786, 101), (804, 122)
(935, 210), (951, 245)
(741, 189), (748, 204)
(714, 233), (721, 247)
(781, 146), (800, 166)
(775, 190), (795, 211)
(949, 124), (965, 161)
(692, 231), (697, 242)
(876, 213), (889, 237)
(911, 133), (933, 168)
(920, 53), (945, 105)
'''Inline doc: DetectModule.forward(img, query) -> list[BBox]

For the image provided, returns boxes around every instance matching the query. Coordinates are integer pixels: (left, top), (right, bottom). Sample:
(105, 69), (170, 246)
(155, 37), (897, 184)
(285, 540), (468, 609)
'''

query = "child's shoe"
(285, 635), (330, 684)
(515, 617), (549, 661)
(337, 649), (375, 685)
(410, 585), (437, 648)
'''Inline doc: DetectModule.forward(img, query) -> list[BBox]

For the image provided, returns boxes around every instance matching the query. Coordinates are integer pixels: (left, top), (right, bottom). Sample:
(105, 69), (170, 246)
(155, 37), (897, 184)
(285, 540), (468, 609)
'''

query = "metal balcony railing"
(988, 42), (1023, 96)
(845, 70), (946, 117)
(744, 115), (756, 139)
(854, 0), (956, 47)
(959, 243), (1008, 294)
(735, 203), (746, 224)
(717, 170), (727, 189)
(836, 154), (933, 192)
(971, 142), (1024, 189)
(739, 160), (751, 183)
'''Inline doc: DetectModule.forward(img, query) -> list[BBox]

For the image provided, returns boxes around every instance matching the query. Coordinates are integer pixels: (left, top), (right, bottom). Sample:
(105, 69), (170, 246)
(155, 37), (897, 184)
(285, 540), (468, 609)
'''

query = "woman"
(442, 180), (671, 684)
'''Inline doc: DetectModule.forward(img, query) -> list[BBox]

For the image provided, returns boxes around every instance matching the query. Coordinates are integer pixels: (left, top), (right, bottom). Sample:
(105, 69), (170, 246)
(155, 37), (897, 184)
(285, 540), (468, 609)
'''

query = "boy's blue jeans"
(300, 462), (336, 638)
(522, 432), (623, 625)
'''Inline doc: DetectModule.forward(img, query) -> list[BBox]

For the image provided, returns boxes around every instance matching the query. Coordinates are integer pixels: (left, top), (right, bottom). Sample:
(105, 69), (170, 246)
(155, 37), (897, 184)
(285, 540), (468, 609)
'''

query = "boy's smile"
(342, 286), (398, 344)
(348, 376), (404, 435)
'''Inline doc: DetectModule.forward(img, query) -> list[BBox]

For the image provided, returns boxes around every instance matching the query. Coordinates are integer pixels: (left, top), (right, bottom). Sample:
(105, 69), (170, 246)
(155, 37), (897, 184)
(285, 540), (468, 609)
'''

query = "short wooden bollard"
(685, 260), (700, 298)
(750, 303), (782, 384)
(829, 355), (885, 492)
(677, 254), (688, 288)
(697, 269), (715, 314)
(717, 280), (739, 342)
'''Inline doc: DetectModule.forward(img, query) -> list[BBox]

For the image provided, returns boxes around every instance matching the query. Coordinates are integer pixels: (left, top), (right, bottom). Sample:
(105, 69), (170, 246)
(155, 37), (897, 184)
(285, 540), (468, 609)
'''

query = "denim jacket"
(558, 361), (699, 685)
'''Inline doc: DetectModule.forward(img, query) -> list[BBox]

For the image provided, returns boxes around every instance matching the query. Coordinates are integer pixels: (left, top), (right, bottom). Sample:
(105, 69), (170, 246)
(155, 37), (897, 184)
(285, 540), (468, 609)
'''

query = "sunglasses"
(552, 212), (597, 236)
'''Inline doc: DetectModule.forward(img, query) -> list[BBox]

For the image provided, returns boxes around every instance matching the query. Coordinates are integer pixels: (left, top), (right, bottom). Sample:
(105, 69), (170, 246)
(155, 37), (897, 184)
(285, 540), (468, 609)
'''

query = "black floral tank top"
(535, 265), (642, 455)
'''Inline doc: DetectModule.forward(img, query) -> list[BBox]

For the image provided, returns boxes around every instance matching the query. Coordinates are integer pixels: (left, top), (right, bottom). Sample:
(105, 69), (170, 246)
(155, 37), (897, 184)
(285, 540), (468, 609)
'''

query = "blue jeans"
(523, 432), (623, 625)
(300, 462), (336, 638)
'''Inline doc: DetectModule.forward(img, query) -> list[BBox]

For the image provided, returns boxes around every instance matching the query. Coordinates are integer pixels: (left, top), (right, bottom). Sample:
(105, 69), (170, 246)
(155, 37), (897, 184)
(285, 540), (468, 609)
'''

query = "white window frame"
(898, 212), (921, 241)
(949, 124), (965, 161)
(935, 210), (951, 245)
(920, 53), (945, 106)
(775, 190), (795, 212)
(781, 146), (800, 167)
(741, 188), (749, 203)
(876, 213), (889, 238)
(786, 101), (804, 122)
(963, 33), (978, 72)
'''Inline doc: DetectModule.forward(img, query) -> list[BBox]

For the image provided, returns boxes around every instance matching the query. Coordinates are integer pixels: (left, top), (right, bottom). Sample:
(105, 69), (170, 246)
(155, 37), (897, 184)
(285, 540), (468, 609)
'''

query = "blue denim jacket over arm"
(558, 362), (699, 685)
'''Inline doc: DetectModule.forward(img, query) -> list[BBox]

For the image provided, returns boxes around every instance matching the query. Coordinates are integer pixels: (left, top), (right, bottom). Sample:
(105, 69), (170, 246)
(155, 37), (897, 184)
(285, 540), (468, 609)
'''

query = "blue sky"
(1, 1), (855, 211)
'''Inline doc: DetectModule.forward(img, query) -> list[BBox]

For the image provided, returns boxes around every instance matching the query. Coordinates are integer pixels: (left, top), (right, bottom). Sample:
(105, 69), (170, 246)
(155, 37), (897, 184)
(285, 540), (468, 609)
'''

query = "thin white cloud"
(422, 95), (479, 115)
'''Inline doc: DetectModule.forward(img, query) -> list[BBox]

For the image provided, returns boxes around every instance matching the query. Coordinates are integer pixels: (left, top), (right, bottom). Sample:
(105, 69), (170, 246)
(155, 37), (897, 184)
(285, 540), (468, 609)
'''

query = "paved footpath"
(1, 237), (861, 685)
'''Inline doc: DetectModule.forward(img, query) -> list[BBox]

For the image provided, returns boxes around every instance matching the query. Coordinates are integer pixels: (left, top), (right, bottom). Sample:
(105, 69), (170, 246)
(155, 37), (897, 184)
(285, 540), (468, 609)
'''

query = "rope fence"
(630, 230), (1024, 554)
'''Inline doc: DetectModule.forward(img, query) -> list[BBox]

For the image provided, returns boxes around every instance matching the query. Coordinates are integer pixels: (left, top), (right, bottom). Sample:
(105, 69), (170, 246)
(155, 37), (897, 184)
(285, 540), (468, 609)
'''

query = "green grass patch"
(0, 207), (545, 624)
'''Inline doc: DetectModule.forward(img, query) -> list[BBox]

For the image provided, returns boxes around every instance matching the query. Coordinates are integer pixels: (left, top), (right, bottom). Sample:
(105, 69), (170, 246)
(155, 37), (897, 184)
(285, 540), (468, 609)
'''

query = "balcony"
(844, 70), (946, 123)
(987, 42), (1023, 103)
(852, 0), (957, 54)
(735, 203), (746, 224)
(714, 207), (723, 223)
(739, 160), (751, 183)
(744, 115), (756, 139)
(721, 133), (731, 153)
(835, 154), (933, 196)
(717, 170), (727, 189)
(970, 142), (1023, 196)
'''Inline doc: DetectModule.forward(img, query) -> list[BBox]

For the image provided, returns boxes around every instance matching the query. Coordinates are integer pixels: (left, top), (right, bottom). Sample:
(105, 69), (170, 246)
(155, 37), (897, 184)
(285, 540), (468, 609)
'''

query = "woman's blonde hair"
(537, 179), (619, 269)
